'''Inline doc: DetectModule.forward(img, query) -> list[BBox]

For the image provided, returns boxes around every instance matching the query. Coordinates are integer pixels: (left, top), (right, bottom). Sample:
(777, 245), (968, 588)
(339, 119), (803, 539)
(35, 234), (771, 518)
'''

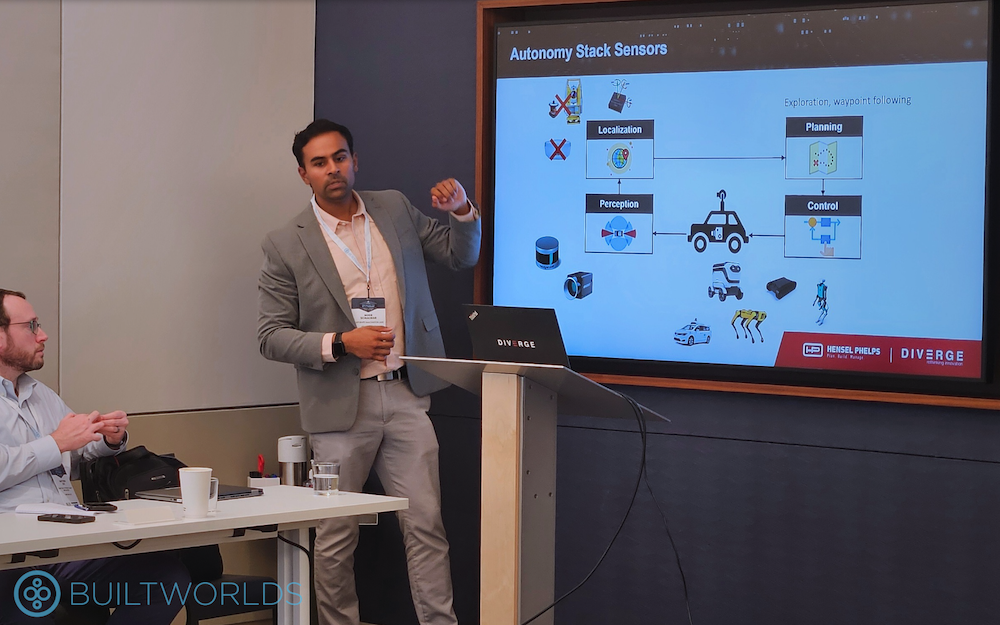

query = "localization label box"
(585, 194), (653, 254)
(783, 195), (862, 259)
(785, 116), (864, 180)
(586, 119), (654, 179)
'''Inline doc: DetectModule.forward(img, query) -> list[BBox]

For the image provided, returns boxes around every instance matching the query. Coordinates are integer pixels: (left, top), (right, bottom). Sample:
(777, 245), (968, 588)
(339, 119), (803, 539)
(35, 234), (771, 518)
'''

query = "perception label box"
(783, 195), (862, 259)
(585, 194), (653, 254)
(586, 120), (654, 179)
(785, 116), (864, 179)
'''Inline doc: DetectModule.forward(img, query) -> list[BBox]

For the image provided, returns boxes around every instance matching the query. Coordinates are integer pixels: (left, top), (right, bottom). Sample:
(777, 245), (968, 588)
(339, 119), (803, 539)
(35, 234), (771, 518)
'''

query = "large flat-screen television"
(485, 0), (996, 399)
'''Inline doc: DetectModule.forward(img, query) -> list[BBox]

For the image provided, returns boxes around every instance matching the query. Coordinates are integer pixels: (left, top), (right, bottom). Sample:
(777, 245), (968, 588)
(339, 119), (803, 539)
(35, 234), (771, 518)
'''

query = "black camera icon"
(563, 272), (593, 300)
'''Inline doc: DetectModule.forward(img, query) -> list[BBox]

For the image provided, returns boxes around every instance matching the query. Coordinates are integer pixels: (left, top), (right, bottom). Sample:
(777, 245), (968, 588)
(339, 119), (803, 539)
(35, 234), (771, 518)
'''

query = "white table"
(0, 485), (407, 625)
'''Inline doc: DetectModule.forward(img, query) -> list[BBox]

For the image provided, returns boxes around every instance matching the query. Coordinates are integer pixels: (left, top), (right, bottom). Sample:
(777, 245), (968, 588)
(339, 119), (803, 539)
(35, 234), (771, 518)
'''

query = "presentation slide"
(492, 1), (989, 379)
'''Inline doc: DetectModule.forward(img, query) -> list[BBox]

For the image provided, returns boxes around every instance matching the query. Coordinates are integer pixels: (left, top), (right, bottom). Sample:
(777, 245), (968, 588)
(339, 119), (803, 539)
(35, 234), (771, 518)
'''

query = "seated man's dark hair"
(0, 289), (26, 329)
(292, 119), (354, 167)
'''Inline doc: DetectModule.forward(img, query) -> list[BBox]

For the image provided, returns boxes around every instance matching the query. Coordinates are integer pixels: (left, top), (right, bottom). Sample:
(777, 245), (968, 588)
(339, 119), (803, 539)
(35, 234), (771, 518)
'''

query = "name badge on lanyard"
(351, 297), (387, 327)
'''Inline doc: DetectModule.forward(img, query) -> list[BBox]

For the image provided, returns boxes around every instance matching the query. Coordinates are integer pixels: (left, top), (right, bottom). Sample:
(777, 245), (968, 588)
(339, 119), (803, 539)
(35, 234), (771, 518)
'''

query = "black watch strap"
(333, 332), (346, 359)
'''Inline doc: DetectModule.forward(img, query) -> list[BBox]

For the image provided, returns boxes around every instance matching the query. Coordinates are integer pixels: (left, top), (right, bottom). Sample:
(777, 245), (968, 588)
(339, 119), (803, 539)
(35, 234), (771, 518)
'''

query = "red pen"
(257, 454), (265, 475)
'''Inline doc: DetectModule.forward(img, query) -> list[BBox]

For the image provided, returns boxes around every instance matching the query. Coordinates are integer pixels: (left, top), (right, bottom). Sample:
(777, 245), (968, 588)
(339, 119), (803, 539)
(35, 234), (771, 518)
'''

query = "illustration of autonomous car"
(674, 319), (712, 346)
(689, 189), (749, 254)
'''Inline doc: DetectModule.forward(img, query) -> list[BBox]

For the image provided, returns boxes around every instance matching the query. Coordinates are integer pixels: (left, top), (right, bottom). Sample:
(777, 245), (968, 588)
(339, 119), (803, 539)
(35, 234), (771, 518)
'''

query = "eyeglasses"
(7, 319), (41, 335)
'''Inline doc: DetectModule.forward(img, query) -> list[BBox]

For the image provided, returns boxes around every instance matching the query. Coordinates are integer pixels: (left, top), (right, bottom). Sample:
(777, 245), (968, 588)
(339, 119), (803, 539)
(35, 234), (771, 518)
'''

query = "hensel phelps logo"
(13, 570), (302, 616)
(802, 342), (823, 357)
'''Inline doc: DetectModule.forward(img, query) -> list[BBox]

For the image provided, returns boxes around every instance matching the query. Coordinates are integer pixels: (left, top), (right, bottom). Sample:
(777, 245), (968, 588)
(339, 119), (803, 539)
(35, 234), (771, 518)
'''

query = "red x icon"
(552, 94), (570, 117)
(548, 139), (567, 160)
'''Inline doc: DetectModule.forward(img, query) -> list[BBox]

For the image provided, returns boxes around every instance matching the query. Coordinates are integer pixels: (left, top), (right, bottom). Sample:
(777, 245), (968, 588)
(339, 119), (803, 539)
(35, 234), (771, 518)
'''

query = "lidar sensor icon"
(535, 236), (560, 269)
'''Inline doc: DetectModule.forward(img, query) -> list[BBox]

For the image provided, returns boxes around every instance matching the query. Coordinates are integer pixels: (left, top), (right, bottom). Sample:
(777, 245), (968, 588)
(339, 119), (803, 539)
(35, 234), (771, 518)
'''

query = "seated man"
(0, 289), (190, 625)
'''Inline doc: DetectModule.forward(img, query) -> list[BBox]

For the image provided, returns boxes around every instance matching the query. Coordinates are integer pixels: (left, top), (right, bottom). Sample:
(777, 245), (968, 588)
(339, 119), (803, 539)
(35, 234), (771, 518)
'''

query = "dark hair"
(292, 119), (354, 167)
(0, 289), (26, 329)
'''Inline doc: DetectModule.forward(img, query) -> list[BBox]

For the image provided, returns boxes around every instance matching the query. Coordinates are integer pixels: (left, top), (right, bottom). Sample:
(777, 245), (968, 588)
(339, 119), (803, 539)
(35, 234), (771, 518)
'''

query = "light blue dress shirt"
(0, 374), (125, 512)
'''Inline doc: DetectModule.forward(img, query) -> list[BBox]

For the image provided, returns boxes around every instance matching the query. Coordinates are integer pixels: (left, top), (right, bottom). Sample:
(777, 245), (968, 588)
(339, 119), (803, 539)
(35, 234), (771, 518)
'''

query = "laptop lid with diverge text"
(463, 305), (570, 367)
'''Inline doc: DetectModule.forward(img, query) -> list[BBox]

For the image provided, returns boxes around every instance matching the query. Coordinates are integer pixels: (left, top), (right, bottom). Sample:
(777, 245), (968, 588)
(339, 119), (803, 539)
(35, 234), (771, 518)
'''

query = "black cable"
(625, 395), (695, 625)
(112, 539), (142, 550)
(277, 534), (314, 573)
(520, 392), (695, 625)
(520, 393), (648, 625)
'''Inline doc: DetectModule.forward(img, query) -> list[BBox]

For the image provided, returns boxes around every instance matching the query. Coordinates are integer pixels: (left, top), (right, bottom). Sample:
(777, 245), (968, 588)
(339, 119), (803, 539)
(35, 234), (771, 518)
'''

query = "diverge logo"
(14, 570), (61, 618)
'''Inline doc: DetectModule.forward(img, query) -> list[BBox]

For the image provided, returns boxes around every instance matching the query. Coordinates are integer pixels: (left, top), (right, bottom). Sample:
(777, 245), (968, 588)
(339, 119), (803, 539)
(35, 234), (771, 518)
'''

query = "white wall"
(59, 0), (314, 413)
(0, 0), (61, 391)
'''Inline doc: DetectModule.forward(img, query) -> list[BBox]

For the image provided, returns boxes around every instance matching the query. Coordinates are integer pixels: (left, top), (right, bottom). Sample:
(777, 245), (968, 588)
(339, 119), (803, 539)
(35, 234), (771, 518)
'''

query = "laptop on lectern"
(462, 305), (570, 367)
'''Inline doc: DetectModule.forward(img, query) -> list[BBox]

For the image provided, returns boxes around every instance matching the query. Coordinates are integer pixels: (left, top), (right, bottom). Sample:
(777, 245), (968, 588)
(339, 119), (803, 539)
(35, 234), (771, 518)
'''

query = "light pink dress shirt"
(316, 193), (405, 378)
(316, 191), (478, 378)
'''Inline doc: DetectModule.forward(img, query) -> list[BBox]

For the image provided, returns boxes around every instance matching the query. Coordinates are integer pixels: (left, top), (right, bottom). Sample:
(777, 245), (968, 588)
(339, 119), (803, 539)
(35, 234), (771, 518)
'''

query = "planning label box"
(785, 116), (863, 180)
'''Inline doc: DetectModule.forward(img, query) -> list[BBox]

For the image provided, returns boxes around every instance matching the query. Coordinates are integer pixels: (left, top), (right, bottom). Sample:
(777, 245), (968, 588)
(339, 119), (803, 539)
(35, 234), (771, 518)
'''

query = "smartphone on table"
(77, 503), (118, 512)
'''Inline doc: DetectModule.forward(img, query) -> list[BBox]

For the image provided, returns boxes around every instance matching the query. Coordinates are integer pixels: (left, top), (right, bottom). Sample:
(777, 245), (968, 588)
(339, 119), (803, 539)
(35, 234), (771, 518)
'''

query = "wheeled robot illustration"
(708, 262), (743, 301)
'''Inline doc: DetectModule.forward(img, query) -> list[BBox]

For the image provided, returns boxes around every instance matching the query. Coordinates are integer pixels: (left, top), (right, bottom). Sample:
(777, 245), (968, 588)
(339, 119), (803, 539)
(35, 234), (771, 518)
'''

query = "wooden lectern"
(402, 356), (664, 625)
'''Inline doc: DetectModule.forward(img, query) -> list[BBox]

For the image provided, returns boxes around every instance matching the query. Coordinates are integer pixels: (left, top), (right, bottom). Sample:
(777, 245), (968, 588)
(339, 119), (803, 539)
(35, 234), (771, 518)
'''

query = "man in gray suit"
(258, 119), (479, 625)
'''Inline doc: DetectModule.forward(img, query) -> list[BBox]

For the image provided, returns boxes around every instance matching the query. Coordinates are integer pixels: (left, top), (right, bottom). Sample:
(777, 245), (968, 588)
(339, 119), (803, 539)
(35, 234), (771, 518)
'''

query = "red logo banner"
(774, 332), (981, 378)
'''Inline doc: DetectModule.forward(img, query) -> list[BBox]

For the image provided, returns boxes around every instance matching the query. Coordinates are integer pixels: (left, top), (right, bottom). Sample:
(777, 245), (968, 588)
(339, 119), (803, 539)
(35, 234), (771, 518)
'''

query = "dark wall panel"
(314, 2), (1000, 625)
(556, 405), (1000, 625)
(315, 0), (480, 419)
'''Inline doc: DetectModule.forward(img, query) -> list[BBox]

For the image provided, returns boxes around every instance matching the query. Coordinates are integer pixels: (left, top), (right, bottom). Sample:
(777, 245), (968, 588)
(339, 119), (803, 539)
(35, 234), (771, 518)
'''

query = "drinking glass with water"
(311, 460), (340, 496)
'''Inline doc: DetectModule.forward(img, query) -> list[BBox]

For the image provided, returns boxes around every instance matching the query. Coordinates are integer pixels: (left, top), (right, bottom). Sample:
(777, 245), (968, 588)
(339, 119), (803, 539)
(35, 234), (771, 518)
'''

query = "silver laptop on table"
(134, 484), (263, 502)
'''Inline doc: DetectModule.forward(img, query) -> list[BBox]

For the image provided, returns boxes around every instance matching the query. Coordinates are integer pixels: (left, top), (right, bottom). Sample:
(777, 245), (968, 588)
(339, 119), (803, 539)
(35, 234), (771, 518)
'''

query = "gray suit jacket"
(257, 190), (481, 433)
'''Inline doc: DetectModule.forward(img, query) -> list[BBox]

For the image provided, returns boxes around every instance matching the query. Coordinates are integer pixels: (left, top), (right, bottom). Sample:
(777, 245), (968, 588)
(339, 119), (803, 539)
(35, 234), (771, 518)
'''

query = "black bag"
(80, 445), (186, 503)
(79, 445), (224, 582)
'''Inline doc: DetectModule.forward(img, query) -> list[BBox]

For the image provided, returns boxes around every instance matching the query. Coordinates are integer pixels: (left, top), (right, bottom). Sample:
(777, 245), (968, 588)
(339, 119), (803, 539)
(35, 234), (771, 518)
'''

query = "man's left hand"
(97, 410), (129, 447)
(430, 178), (470, 215)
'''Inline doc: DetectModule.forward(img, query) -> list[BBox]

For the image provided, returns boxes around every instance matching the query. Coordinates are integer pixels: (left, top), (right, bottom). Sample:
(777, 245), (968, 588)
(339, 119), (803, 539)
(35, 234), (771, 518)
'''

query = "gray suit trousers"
(310, 378), (457, 625)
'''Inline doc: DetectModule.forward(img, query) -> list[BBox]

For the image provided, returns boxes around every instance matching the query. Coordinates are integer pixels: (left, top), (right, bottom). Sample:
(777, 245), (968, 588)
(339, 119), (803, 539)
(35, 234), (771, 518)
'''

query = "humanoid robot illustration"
(814, 279), (829, 325)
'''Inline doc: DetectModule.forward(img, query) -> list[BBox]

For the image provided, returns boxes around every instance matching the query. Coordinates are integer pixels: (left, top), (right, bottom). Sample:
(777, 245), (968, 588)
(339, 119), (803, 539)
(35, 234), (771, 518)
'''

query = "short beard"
(0, 339), (42, 374)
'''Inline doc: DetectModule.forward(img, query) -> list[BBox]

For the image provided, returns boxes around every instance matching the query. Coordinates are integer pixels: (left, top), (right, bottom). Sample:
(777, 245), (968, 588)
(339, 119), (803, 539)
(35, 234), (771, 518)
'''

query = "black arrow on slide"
(617, 179), (621, 194)
(749, 233), (784, 238)
(654, 155), (785, 161)
(821, 179), (826, 195)
(652, 231), (686, 236)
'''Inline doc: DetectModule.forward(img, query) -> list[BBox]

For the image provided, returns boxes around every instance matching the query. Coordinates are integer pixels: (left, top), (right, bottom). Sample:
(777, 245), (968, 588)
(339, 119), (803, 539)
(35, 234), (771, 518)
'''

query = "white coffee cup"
(178, 467), (212, 518)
